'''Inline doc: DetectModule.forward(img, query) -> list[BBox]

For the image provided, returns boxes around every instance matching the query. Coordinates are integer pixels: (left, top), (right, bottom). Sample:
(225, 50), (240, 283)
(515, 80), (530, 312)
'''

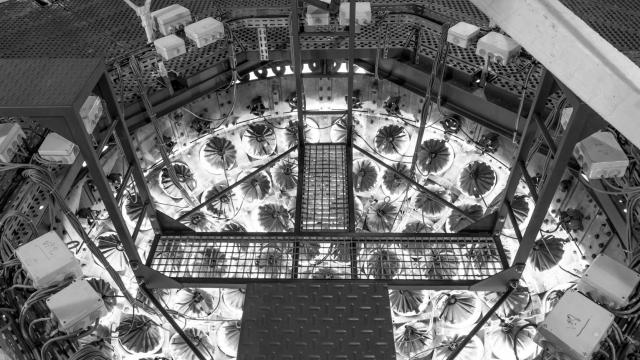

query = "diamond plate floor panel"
(238, 283), (394, 360)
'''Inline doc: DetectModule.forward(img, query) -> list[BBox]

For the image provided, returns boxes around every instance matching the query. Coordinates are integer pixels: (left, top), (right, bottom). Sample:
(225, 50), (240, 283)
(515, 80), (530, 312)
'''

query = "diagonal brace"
(178, 146), (298, 221)
(354, 145), (473, 221)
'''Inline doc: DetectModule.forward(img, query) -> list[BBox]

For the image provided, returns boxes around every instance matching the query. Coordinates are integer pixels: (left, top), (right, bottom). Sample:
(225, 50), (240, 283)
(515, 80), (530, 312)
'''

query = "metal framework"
(0, 4), (613, 359)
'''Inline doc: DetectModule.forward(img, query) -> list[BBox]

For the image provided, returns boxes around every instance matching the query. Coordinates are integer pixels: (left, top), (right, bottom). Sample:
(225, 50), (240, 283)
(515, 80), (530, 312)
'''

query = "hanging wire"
(512, 62), (539, 144)
(20, 166), (136, 305)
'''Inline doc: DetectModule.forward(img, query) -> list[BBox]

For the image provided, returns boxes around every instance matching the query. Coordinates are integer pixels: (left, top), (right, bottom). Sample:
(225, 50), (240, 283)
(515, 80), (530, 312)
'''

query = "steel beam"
(445, 285), (515, 360)
(49, 109), (144, 267)
(346, 0), (356, 234)
(139, 285), (208, 360)
(354, 145), (473, 222)
(491, 69), (557, 236)
(346, 0), (358, 282)
(469, 0), (640, 149)
(511, 101), (602, 268)
(354, 57), (525, 139)
(128, 57), (197, 208)
(177, 146), (298, 220)
(120, 52), (526, 144)
(97, 75), (164, 235)
(291, 0), (304, 278)
(587, 180), (635, 252)
(518, 160), (538, 202)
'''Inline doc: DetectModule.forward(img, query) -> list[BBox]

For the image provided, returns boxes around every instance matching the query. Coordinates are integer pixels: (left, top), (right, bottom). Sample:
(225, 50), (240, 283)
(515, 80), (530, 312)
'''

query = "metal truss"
(0, 21), (610, 360)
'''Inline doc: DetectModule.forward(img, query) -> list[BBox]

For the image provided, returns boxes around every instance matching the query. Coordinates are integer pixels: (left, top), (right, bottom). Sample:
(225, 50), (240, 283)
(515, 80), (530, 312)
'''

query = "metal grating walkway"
(238, 283), (395, 360)
(146, 232), (505, 287)
(301, 144), (349, 231)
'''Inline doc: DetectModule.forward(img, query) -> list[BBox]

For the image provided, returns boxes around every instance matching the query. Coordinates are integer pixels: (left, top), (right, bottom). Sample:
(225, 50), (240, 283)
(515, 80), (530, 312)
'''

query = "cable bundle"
(22, 167), (134, 306)
(69, 346), (111, 360)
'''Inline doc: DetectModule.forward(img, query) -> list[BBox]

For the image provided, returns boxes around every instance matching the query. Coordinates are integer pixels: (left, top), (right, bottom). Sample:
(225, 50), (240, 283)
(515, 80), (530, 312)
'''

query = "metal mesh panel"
(147, 233), (503, 283)
(560, 0), (640, 66)
(3, 0), (636, 106)
(301, 144), (349, 231)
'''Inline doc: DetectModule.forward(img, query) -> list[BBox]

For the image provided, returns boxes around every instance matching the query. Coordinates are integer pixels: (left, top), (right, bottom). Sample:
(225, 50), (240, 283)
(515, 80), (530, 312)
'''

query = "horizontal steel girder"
(121, 49), (526, 140)
(470, 0), (640, 149)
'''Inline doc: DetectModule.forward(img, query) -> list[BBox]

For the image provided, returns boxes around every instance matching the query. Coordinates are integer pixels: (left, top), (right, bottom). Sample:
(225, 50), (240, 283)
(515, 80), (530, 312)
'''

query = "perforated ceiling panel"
(0, 0), (526, 105)
(4, 0), (632, 109)
(560, 0), (640, 66)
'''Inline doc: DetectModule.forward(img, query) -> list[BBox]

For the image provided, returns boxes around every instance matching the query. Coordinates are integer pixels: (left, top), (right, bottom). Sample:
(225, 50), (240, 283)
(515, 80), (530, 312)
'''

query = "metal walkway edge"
(145, 232), (505, 289)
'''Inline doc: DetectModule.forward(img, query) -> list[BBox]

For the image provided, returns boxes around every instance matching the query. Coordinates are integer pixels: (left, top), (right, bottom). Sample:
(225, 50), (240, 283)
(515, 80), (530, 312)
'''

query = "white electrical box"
(577, 254), (640, 308)
(306, 0), (331, 26)
(574, 131), (629, 179)
(447, 22), (481, 48)
(185, 17), (224, 48)
(154, 34), (186, 61)
(151, 4), (192, 36)
(79, 95), (103, 135)
(0, 123), (25, 162)
(476, 31), (521, 66)
(15, 231), (82, 289)
(38, 132), (79, 164)
(338, 2), (372, 26)
(537, 290), (614, 360)
(47, 280), (107, 332)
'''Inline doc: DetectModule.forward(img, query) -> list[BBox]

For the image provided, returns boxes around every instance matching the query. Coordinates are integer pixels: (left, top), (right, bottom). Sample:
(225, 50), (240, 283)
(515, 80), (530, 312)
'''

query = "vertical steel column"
(96, 75), (164, 236)
(345, 0), (358, 280)
(128, 57), (197, 207)
(510, 102), (601, 268)
(345, 0), (356, 233)
(291, 0), (305, 278)
(59, 108), (143, 269)
(491, 69), (557, 236)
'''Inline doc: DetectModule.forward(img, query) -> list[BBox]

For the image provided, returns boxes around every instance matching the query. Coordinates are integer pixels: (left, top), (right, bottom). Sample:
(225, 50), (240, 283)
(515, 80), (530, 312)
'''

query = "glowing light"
(302, 64), (312, 74)
(284, 66), (294, 75)
(248, 72), (258, 81)
(38, 205), (45, 210)
(82, 161), (87, 167)
(266, 68), (276, 77)
(337, 62), (348, 73)
(354, 65), (370, 74)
